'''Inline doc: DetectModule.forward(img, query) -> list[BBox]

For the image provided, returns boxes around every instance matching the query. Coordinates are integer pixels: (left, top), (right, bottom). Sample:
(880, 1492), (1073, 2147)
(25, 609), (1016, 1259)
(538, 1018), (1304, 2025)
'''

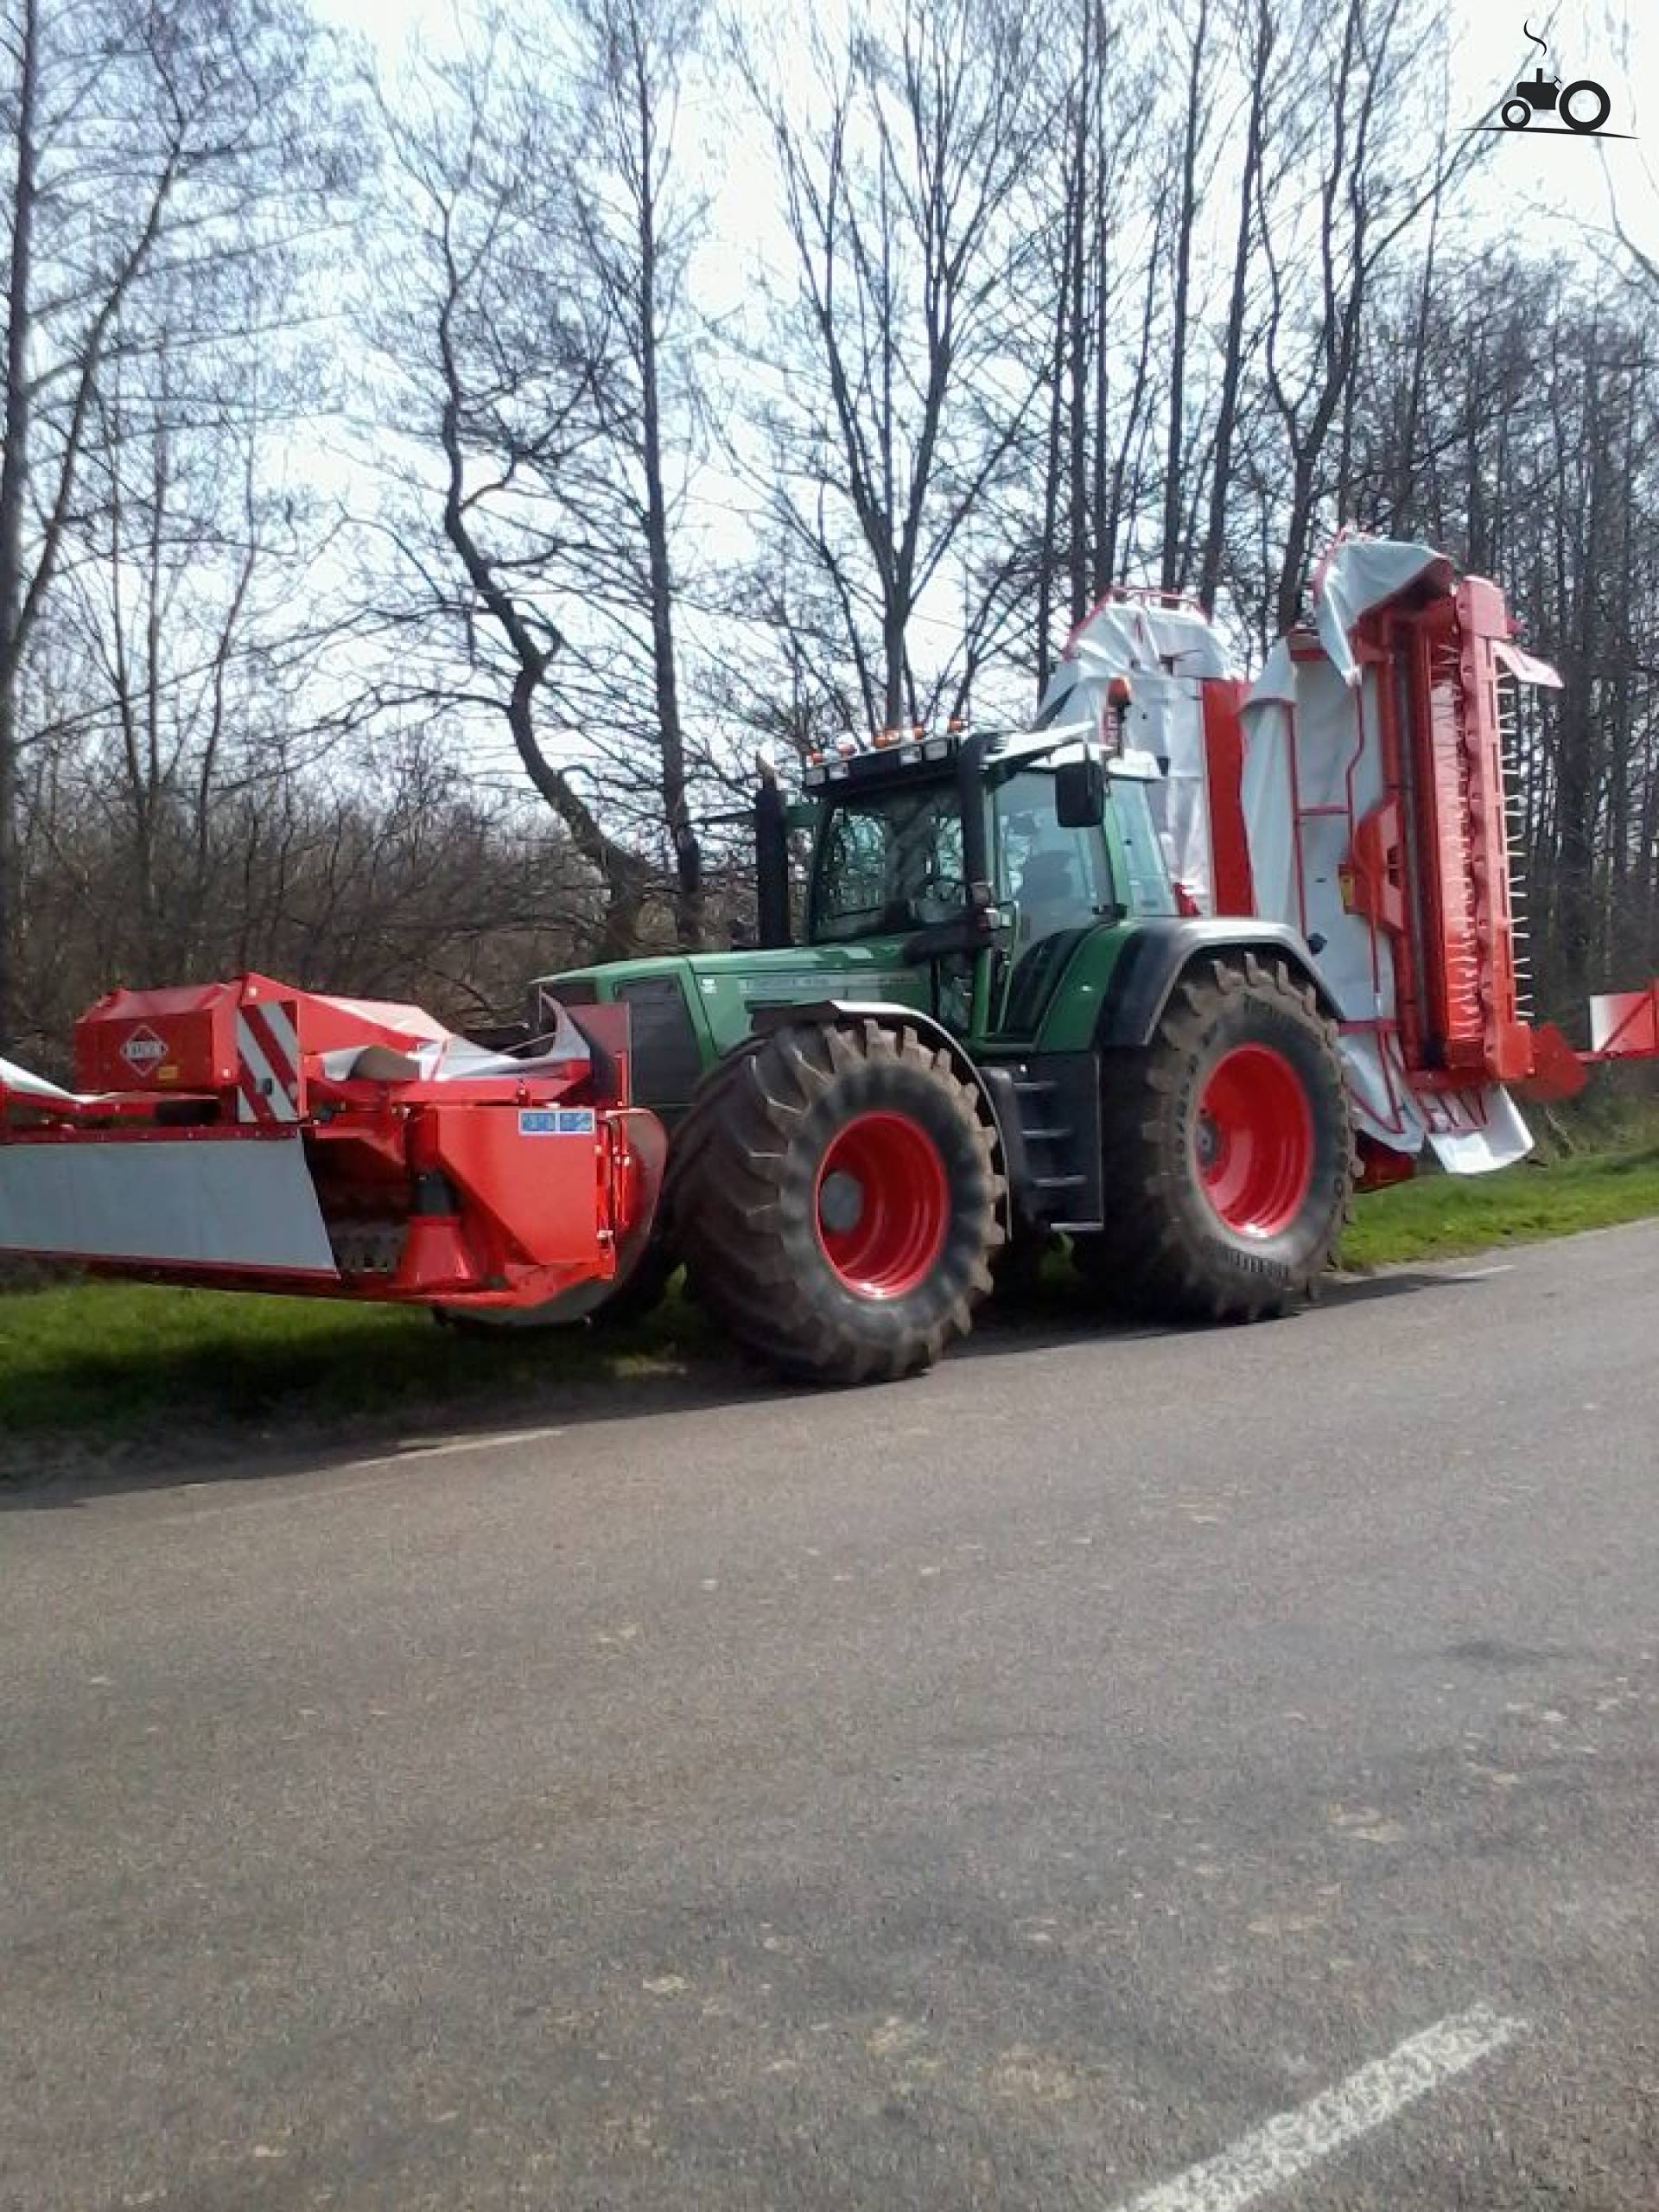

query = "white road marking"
(1445, 1262), (1516, 1281)
(1112, 2003), (1524, 2212)
(341, 1423), (571, 1467)
(132, 1426), (576, 1523)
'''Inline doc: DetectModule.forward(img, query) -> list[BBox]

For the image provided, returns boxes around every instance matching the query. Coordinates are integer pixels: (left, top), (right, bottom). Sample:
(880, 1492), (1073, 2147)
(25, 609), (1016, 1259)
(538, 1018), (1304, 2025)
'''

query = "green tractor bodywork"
(532, 727), (1339, 1260)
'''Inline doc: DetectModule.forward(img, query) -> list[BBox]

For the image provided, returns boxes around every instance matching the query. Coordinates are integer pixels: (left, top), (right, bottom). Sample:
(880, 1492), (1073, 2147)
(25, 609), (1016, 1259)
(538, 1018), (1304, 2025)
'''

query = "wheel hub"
(1194, 1045), (1315, 1238)
(817, 1170), (865, 1236)
(814, 1111), (949, 1299)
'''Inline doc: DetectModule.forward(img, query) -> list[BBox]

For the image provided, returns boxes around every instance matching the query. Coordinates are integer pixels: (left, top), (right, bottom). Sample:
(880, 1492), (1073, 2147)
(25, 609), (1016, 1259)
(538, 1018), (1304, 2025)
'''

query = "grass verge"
(1338, 1141), (1659, 1268)
(0, 1279), (709, 1474)
(1, 1127), (1655, 1471)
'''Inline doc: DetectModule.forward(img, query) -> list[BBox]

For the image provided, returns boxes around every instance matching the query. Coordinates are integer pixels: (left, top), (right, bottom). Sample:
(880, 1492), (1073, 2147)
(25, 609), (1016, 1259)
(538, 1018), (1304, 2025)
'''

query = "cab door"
(985, 768), (1118, 1040)
(807, 779), (975, 1031)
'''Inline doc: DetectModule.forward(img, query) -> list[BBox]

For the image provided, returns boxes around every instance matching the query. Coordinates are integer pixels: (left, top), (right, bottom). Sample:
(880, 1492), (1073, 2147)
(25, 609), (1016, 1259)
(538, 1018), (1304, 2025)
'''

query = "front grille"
(613, 977), (703, 1108)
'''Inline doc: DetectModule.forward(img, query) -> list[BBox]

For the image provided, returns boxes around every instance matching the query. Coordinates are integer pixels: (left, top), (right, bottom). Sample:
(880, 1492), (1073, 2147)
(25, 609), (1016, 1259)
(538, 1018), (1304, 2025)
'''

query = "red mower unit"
(0, 976), (665, 1319)
(1069, 535), (1659, 1192)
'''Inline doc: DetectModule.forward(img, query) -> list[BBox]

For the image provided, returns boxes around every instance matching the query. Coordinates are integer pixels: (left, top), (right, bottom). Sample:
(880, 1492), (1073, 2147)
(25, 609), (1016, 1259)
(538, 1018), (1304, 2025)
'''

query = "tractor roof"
(799, 721), (1159, 798)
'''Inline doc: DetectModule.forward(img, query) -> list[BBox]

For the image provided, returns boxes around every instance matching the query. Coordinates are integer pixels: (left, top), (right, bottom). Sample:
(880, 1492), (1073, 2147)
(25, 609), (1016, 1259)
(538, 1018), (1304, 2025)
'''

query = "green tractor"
(531, 713), (1353, 1384)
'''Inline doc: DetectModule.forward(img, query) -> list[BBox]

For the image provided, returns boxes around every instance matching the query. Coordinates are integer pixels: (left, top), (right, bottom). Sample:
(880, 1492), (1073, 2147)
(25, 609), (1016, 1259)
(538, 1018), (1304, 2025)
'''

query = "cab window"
(1109, 777), (1178, 917)
(993, 770), (1113, 946)
(810, 785), (964, 943)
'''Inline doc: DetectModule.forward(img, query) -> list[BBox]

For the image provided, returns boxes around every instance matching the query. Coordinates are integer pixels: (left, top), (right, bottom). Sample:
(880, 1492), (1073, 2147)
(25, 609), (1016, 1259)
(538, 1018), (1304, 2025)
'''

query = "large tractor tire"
(670, 1019), (1004, 1384)
(1075, 953), (1352, 1323)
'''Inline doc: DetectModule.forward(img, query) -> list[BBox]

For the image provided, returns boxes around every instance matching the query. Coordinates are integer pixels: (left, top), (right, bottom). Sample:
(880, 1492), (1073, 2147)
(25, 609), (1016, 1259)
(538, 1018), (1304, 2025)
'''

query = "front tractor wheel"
(1076, 953), (1352, 1322)
(671, 1020), (1004, 1384)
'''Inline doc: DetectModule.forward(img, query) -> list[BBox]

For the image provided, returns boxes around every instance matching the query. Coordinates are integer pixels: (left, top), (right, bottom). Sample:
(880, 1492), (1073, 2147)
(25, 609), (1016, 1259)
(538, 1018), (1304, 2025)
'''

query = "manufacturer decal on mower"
(119, 1025), (168, 1076)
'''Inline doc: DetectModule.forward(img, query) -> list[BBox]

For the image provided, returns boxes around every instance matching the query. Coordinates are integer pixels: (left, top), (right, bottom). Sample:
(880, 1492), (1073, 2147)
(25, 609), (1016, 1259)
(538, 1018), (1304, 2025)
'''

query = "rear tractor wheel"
(1075, 953), (1352, 1322)
(670, 1020), (1005, 1384)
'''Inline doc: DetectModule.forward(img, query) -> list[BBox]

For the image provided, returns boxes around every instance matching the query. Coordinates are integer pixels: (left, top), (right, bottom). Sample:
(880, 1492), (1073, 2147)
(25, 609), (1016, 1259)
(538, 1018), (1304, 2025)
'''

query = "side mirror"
(1055, 756), (1105, 829)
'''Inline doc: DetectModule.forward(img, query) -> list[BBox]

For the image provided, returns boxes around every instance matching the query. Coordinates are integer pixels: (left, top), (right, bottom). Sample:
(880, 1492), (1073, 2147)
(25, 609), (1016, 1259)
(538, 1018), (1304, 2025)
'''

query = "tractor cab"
(525, 720), (1175, 1143)
(795, 725), (1173, 1046)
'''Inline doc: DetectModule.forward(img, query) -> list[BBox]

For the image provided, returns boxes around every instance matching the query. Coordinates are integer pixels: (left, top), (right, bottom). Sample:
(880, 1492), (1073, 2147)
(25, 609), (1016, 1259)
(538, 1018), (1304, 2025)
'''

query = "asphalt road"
(3, 1221), (1657, 2212)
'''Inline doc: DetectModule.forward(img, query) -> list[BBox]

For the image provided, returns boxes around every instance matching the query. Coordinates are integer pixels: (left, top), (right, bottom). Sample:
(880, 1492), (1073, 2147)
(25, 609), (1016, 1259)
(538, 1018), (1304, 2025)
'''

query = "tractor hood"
(530, 942), (937, 1110)
(536, 939), (924, 1003)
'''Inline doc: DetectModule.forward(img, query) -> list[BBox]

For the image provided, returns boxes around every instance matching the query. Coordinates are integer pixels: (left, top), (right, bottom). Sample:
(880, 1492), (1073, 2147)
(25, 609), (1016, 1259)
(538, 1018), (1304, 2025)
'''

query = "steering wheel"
(909, 873), (969, 924)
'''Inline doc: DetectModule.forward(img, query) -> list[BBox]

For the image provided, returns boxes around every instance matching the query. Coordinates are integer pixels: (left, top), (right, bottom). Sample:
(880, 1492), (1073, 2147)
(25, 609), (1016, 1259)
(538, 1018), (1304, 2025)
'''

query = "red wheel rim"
(814, 1111), (949, 1298)
(1194, 1045), (1314, 1237)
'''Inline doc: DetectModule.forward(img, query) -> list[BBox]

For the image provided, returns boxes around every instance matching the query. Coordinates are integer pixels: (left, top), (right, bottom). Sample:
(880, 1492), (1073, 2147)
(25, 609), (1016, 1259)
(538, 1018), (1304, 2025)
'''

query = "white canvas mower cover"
(1038, 533), (1627, 1180)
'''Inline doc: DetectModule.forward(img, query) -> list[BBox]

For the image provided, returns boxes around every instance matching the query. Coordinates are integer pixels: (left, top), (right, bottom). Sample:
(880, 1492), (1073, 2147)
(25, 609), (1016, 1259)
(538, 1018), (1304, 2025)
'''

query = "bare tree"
(1255, 0), (1481, 631)
(38, 345), (342, 989)
(363, 19), (655, 959)
(744, 0), (1050, 734)
(563, 0), (709, 945)
(1159, 0), (1212, 594)
(364, 0), (722, 955)
(0, 0), (330, 1040)
(1195, 0), (1274, 614)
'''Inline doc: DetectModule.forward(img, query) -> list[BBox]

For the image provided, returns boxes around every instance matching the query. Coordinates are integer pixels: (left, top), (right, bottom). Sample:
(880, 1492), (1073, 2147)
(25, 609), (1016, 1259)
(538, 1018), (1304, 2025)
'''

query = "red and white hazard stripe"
(236, 1000), (302, 1123)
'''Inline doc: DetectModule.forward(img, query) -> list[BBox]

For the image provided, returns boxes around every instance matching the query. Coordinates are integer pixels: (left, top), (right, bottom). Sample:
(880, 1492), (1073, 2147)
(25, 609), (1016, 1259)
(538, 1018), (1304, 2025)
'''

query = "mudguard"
(747, 999), (1014, 1171)
(1094, 920), (1341, 1051)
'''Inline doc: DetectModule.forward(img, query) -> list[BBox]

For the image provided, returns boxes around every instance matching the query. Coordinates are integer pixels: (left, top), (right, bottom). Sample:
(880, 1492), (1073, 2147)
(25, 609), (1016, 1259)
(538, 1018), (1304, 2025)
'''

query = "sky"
(299, 0), (1659, 773)
(310, 0), (1659, 264)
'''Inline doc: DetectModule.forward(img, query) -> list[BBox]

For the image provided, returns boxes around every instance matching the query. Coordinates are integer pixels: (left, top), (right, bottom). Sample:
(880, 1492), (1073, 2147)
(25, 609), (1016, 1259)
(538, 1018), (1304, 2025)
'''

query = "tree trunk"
(633, 56), (702, 950)
(882, 607), (907, 733)
(1065, 29), (1090, 627)
(438, 303), (649, 957)
(1160, 0), (1207, 595)
(1197, 0), (1268, 616)
(1276, 452), (1317, 634)
(1035, 260), (1067, 699)
(0, 0), (39, 1045)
